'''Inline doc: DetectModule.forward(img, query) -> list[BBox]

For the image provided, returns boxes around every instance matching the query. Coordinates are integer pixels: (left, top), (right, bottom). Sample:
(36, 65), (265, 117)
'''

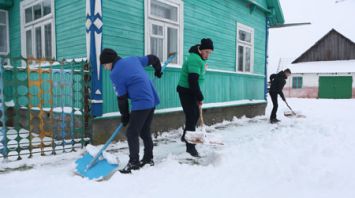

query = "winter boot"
(140, 156), (154, 167)
(119, 161), (140, 174)
(270, 118), (280, 124)
(186, 143), (199, 157)
(181, 129), (187, 142)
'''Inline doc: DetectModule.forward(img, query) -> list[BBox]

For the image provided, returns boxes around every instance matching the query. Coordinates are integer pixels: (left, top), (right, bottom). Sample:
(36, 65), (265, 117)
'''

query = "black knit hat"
(284, 68), (292, 74)
(199, 38), (214, 50)
(100, 48), (118, 64)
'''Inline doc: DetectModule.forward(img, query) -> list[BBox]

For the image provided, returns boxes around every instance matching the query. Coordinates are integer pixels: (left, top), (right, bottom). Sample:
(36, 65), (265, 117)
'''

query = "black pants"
(269, 92), (278, 119)
(125, 108), (155, 163)
(178, 90), (200, 131)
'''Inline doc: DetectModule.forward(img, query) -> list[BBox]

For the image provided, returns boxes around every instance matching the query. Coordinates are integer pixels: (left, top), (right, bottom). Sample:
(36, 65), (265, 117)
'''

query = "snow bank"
(0, 98), (355, 198)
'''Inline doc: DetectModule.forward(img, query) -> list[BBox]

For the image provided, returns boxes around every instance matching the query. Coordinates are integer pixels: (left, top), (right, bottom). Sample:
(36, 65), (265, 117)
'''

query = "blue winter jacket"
(110, 56), (160, 111)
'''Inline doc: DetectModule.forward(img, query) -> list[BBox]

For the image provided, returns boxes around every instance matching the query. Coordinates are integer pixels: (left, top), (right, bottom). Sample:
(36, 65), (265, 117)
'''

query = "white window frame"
(236, 22), (254, 73)
(20, 0), (56, 59)
(145, 0), (183, 66)
(0, 9), (9, 55)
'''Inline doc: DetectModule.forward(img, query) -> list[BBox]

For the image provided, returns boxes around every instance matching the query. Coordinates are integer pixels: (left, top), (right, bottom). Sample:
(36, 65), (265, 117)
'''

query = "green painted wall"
(101, 0), (146, 113)
(7, 0), (21, 58)
(184, 0), (266, 73)
(55, 0), (86, 59)
(5, 0), (87, 60)
(101, 0), (267, 114)
(5, 0), (268, 115)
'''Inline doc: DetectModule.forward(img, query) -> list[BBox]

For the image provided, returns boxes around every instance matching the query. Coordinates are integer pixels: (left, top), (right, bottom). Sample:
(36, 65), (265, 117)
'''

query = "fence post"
(0, 57), (8, 159)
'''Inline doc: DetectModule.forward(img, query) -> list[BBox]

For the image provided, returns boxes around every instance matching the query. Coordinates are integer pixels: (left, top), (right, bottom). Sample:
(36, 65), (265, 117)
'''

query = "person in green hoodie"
(177, 38), (214, 157)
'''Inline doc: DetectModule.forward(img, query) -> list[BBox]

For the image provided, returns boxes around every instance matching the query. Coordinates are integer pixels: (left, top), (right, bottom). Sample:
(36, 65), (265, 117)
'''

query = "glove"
(196, 91), (204, 102)
(121, 114), (129, 127)
(197, 101), (203, 106)
(154, 70), (163, 78)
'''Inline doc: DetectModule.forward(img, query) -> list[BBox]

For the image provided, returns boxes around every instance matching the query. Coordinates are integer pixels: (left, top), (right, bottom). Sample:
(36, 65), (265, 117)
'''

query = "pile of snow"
(0, 98), (355, 198)
(85, 144), (119, 165)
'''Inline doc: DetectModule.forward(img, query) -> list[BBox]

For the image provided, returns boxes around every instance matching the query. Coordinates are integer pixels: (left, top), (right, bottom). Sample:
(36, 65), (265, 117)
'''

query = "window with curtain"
(146, 0), (182, 64)
(236, 23), (254, 73)
(0, 10), (9, 55)
(21, 0), (55, 59)
(292, 76), (303, 89)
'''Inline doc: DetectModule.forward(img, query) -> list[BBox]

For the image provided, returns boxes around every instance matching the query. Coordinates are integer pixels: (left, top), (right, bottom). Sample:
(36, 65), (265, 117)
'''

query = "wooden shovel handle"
(198, 103), (205, 128)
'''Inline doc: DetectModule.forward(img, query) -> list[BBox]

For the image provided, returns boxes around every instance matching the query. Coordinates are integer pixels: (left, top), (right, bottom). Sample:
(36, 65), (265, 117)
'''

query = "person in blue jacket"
(100, 48), (162, 174)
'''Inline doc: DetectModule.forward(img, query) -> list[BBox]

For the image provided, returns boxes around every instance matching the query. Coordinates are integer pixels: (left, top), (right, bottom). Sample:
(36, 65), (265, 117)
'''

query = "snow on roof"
(285, 60), (355, 74)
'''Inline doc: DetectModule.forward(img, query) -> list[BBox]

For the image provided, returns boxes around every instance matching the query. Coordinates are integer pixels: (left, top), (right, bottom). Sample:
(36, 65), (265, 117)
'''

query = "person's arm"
(278, 80), (286, 101)
(187, 58), (204, 102)
(188, 73), (204, 102)
(147, 55), (162, 78)
(279, 91), (286, 101)
(110, 70), (130, 126)
(138, 55), (162, 78)
(117, 94), (129, 126)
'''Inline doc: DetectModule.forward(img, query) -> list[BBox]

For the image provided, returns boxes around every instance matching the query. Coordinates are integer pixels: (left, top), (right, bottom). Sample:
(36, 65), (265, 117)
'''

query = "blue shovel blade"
(75, 153), (119, 180)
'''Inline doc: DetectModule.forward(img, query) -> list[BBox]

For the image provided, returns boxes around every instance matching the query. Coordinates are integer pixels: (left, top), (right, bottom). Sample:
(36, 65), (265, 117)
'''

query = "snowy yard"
(1, 98), (355, 198)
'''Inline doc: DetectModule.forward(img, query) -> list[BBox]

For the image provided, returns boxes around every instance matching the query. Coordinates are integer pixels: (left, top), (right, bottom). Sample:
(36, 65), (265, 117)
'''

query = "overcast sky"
(268, 0), (355, 74)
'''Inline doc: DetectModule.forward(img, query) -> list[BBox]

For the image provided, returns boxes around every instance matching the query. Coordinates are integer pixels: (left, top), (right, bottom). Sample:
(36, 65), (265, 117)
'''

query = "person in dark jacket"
(177, 38), (214, 157)
(100, 48), (162, 173)
(269, 68), (291, 123)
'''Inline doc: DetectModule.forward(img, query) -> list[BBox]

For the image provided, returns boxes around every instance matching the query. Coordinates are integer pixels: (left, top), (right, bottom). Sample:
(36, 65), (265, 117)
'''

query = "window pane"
(151, 0), (178, 22)
(152, 24), (163, 36)
(0, 25), (7, 53)
(25, 7), (33, 23)
(44, 24), (52, 58)
(0, 12), (5, 24)
(167, 27), (177, 63)
(238, 46), (244, 72)
(35, 27), (42, 58)
(33, 4), (42, 20)
(292, 77), (303, 89)
(150, 37), (163, 62)
(245, 47), (251, 72)
(26, 30), (33, 57)
(43, 0), (51, 16)
(239, 30), (251, 43)
(299, 77), (303, 88)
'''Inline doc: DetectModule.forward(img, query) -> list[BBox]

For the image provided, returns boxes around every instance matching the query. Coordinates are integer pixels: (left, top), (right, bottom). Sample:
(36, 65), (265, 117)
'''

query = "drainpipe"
(264, 17), (270, 101)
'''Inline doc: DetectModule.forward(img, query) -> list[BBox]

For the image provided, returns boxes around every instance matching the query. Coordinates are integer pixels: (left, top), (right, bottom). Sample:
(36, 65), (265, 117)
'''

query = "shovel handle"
(198, 104), (206, 130)
(285, 101), (296, 115)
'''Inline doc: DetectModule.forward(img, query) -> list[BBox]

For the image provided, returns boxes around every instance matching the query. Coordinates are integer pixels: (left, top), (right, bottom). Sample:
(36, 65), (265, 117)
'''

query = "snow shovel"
(185, 104), (224, 145)
(284, 101), (305, 118)
(75, 124), (123, 180)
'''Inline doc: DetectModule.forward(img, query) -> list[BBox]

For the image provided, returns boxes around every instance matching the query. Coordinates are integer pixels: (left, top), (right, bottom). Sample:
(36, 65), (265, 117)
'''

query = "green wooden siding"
(7, 0), (21, 58)
(102, 0), (267, 114)
(319, 76), (352, 99)
(0, 0), (14, 8)
(103, 67), (265, 114)
(184, 0), (266, 73)
(6, 0), (269, 115)
(55, 0), (86, 59)
(5, 0), (87, 60)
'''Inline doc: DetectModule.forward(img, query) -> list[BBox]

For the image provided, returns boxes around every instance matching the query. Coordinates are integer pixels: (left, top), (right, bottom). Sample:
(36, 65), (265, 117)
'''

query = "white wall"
(286, 73), (355, 88)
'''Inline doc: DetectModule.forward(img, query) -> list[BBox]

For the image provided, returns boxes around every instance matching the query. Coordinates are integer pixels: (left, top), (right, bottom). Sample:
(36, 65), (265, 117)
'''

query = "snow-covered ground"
(1, 98), (355, 198)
